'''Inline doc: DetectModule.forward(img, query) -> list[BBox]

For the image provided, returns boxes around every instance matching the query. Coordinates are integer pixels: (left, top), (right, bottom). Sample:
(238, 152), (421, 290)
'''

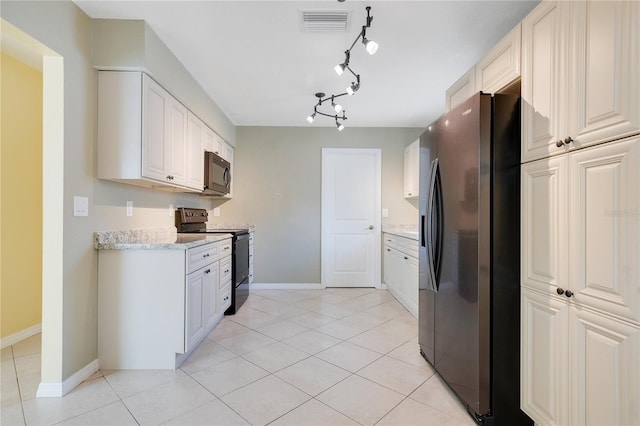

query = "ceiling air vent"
(301, 10), (351, 32)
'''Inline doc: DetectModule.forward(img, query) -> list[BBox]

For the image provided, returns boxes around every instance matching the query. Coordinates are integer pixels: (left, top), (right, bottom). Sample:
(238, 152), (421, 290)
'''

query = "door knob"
(556, 287), (565, 295)
(368, 225), (374, 230)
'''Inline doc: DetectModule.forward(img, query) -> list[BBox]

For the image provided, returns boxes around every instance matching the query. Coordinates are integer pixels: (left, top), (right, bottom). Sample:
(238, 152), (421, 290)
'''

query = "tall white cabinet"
(520, 2), (640, 425)
(521, 0), (640, 163)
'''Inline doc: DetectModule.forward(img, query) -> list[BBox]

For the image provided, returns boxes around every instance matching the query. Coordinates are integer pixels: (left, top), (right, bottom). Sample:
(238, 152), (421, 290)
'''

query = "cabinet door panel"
(521, 156), (568, 294)
(168, 99), (188, 186)
(445, 67), (475, 112)
(187, 113), (205, 191)
(569, 137), (640, 324)
(186, 270), (205, 352)
(521, 289), (569, 426)
(142, 78), (168, 181)
(475, 23), (521, 94)
(203, 263), (219, 329)
(569, 1), (640, 149)
(569, 309), (640, 426)
(521, 1), (566, 162)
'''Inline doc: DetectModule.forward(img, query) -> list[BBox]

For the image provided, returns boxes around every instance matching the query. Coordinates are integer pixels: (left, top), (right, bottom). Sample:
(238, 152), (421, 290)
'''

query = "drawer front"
(187, 243), (218, 274)
(220, 256), (232, 288)
(218, 239), (232, 257)
(219, 285), (231, 311)
(384, 234), (419, 259)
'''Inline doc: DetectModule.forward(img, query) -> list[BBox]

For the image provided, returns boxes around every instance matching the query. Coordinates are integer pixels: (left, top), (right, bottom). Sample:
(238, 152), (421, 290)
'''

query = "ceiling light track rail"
(306, 6), (377, 131)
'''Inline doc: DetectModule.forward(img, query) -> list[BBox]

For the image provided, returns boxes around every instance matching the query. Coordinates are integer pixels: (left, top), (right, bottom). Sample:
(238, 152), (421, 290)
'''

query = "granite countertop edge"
(94, 227), (233, 250)
(382, 225), (419, 241)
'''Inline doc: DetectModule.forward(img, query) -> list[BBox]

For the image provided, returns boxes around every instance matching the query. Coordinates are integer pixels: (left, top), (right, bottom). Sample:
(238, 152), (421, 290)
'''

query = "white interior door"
(321, 148), (381, 288)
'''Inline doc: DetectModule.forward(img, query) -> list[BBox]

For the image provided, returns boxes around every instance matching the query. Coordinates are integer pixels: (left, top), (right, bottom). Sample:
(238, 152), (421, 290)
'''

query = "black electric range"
(176, 208), (249, 314)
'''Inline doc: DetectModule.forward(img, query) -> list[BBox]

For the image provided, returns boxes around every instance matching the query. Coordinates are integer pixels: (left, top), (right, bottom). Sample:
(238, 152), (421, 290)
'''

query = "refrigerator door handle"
(433, 161), (444, 289)
(426, 158), (439, 292)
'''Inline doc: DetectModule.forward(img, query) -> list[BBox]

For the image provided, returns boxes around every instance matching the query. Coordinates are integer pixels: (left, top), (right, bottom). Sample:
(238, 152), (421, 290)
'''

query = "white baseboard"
(36, 359), (99, 398)
(0, 323), (42, 349)
(250, 283), (324, 290)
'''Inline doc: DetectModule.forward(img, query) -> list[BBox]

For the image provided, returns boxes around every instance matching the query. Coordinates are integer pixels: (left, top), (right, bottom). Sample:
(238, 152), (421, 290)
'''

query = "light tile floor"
(1, 288), (476, 425)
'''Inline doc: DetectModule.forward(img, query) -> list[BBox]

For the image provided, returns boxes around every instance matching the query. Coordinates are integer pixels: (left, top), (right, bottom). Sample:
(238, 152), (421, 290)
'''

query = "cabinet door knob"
(368, 225), (374, 230)
(404, 256), (409, 260)
(555, 140), (564, 147)
(564, 136), (574, 145)
(205, 269), (211, 274)
(565, 290), (574, 298)
(387, 248), (391, 252)
(556, 287), (565, 295)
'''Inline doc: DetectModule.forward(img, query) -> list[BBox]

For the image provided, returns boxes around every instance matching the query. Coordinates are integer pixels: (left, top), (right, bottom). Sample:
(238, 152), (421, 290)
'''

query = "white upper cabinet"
(475, 23), (522, 94)
(98, 71), (208, 192)
(403, 139), (419, 198)
(445, 67), (476, 112)
(521, 0), (640, 163)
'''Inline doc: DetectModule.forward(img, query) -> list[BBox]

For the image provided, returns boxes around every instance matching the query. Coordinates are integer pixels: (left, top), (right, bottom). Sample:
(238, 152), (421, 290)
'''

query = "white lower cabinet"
(383, 233), (418, 318)
(521, 136), (640, 425)
(98, 238), (231, 369)
(521, 288), (640, 426)
(185, 261), (219, 352)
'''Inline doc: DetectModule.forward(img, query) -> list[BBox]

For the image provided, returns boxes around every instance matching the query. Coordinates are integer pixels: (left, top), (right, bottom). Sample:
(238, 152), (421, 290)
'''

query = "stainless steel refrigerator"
(418, 92), (532, 425)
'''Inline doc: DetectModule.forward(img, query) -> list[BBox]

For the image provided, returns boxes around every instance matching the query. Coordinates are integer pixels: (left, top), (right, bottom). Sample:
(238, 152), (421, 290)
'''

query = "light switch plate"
(382, 208), (389, 218)
(169, 204), (174, 217)
(73, 196), (89, 217)
(213, 207), (220, 217)
(126, 201), (133, 217)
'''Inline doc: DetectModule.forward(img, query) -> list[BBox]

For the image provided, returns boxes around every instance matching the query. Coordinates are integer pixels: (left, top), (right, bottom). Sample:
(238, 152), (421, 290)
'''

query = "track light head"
(363, 38), (378, 55)
(331, 96), (343, 113)
(336, 121), (345, 131)
(334, 63), (346, 76)
(346, 81), (360, 96)
(306, 113), (315, 124)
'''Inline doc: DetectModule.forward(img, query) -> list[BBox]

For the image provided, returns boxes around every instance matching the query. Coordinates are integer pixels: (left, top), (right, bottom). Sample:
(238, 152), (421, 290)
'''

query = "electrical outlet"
(73, 196), (89, 217)
(213, 207), (221, 217)
(126, 201), (133, 217)
(169, 204), (174, 217)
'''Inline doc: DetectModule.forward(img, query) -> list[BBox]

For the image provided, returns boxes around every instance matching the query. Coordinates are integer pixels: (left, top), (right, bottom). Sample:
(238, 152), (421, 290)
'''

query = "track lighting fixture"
(305, 6), (378, 130)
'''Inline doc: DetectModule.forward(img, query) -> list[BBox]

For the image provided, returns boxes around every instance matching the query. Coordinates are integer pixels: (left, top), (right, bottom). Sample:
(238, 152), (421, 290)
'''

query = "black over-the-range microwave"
(203, 151), (231, 196)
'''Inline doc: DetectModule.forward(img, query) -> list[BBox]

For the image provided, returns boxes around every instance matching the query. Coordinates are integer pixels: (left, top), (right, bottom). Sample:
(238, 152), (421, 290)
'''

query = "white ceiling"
(74, 0), (539, 128)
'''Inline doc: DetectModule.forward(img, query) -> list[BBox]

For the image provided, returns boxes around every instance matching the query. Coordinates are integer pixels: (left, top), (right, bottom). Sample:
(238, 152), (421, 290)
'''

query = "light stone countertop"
(382, 224), (419, 241)
(206, 223), (256, 232)
(94, 227), (232, 250)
